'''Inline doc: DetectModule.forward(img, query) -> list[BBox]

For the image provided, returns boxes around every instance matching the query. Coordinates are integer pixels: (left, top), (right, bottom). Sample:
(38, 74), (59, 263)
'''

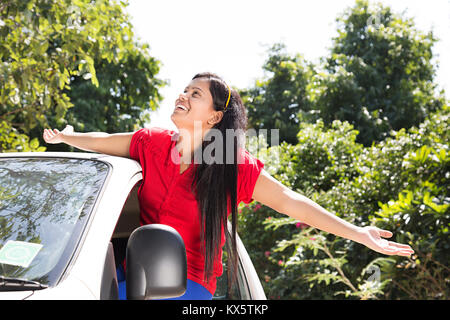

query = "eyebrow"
(184, 86), (204, 93)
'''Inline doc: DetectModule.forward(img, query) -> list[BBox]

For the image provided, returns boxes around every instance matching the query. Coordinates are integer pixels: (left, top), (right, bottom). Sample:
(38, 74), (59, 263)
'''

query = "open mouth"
(175, 104), (189, 111)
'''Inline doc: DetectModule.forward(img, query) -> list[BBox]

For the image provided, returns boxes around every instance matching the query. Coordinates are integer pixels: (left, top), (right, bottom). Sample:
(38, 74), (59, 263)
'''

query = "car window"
(0, 158), (109, 288)
(213, 240), (251, 300)
(213, 249), (240, 299)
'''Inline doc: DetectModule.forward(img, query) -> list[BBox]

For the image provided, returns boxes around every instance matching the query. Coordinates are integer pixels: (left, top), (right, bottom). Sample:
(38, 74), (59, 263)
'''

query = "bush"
(372, 104), (449, 299)
(239, 119), (367, 299)
(238, 103), (449, 299)
(0, 121), (46, 153)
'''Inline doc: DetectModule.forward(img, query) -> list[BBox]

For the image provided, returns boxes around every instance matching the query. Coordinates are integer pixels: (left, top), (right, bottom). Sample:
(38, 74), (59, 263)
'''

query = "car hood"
(0, 291), (34, 300)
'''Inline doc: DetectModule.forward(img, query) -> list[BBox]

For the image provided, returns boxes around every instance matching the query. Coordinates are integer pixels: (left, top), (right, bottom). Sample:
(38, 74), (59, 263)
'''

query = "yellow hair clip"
(224, 84), (231, 111)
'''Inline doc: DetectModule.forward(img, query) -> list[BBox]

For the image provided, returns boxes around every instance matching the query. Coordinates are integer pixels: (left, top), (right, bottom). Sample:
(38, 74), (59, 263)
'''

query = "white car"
(0, 152), (266, 300)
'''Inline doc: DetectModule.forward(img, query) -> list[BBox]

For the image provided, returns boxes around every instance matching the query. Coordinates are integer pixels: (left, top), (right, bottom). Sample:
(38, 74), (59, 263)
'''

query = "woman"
(43, 72), (414, 300)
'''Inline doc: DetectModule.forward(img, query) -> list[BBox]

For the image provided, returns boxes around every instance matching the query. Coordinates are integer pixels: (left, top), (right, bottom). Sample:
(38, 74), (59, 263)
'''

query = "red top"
(129, 127), (265, 294)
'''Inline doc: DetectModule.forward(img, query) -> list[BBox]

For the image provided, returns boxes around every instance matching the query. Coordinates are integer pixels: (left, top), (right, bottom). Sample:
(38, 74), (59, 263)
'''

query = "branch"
(318, 231), (358, 293)
(392, 279), (420, 300)
(408, 252), (445, 294)
(0, 106), (28, 119)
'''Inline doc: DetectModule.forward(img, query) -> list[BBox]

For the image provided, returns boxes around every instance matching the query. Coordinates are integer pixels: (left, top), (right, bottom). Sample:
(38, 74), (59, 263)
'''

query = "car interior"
(106, 181), (246, 300)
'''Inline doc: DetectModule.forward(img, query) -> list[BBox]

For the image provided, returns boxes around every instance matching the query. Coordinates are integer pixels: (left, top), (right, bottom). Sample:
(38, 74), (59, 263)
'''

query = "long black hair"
(189, 72), (248, 286)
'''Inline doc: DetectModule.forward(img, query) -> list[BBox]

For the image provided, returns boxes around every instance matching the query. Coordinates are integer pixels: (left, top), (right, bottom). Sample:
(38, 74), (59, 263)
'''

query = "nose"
(178, 92), (188, 100)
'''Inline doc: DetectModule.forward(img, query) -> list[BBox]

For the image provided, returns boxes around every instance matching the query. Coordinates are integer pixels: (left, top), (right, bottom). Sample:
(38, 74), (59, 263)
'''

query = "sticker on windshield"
(0, 240), (43, 268)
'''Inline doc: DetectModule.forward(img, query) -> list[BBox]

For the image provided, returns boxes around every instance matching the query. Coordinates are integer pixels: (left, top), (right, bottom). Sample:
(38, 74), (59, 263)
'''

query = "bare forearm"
(61, 132), (107, 152)
(61, 132), (131, 157)
(282, 191), (362, 243)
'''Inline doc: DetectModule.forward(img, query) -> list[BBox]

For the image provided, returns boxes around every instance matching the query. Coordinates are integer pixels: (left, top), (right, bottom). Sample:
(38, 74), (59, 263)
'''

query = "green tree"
(239, 43), (315, 145)
(0, 0), (164, 152)
(0, 120), (45, 152)
(63, 44), (164, 135)
(313, 0), (445, 147)
(38, 41), (166, 152)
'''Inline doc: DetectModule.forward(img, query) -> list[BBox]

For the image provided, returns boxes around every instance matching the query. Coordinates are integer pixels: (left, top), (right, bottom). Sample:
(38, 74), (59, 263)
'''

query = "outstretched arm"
(43, 125), (133, 158)
(251, 169), (414, 257)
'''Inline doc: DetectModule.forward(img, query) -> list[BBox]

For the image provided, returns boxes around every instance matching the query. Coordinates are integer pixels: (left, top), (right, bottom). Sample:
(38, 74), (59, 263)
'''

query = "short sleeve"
(237, 149), (265, 204)
(129, 127), (173, 163)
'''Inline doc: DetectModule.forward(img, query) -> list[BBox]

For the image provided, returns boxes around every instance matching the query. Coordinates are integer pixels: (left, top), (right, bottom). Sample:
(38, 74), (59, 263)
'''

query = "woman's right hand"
(43, 125), (74, 144)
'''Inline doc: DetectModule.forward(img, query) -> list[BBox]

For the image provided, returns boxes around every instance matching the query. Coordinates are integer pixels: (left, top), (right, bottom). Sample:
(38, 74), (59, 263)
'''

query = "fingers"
(382, 241), (414, 257)
(394, 250), (414, 257)
(44, 128), (58, 135)
(367, 229), (415, 257)
(43, 129), (51, 142)
(380, 246), (413, 257)
(43, 128), (52, 140)
(388, 241), (413, 250)
(43, 128), (59, 143)
(388, 241), (415, 256)
(364, 227), (415, 257)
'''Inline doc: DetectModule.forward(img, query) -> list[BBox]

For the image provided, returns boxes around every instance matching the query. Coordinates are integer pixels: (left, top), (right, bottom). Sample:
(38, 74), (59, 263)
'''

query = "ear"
(207, 111), (224, 126)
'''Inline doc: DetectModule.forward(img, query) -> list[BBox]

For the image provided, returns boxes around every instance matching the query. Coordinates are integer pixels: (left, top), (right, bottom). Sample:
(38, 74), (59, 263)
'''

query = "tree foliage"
(63, 44), (164, 135)
(0, 120), (45, 152)
(313, 0), (444, 146)
(239, 43), (314, 145)
(0, 0), (165, 152)
(242, 0), (445, 148)
(239, 103), (449, 300)
(237, 0), (449, 297)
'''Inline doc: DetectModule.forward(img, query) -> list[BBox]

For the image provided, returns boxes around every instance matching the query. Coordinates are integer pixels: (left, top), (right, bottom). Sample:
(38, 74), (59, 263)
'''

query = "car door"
(213, 225), (267, 300)
(109, 180), (266, 300)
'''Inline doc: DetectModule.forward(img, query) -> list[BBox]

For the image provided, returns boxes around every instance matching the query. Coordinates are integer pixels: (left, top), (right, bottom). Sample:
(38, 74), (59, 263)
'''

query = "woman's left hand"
(357, 226), (414, 257)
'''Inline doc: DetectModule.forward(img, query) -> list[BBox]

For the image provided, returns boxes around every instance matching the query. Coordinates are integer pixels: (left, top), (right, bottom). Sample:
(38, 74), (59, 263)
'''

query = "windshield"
(0, 157), (109, 289)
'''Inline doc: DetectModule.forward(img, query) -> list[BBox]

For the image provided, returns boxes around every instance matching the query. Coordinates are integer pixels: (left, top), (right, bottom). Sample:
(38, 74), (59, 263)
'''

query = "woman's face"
(171, 78), (223, 132)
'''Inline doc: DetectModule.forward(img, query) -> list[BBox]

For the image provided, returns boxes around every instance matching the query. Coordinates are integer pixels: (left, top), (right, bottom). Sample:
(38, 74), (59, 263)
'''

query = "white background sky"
(125, 0), (450, 130)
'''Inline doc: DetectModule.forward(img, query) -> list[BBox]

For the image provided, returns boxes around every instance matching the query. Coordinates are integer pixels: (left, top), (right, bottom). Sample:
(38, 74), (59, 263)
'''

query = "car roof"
(1, 151), (116, 160)
(0, 152), (142, 173)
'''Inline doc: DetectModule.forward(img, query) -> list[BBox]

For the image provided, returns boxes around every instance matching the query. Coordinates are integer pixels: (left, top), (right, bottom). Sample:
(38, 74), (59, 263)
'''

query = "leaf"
(29, 138), (39, 149)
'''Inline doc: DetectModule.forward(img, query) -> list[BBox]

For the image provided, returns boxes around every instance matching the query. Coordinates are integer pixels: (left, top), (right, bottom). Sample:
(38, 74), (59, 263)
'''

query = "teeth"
(176, 105), (188, 111)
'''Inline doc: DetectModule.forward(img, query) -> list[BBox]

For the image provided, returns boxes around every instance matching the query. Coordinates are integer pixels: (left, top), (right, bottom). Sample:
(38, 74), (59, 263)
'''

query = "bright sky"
(125, 0), (450, 130)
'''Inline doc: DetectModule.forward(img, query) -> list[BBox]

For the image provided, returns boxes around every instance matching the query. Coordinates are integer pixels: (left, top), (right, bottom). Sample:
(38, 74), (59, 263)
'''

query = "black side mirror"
(126, 224), (187, 300)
